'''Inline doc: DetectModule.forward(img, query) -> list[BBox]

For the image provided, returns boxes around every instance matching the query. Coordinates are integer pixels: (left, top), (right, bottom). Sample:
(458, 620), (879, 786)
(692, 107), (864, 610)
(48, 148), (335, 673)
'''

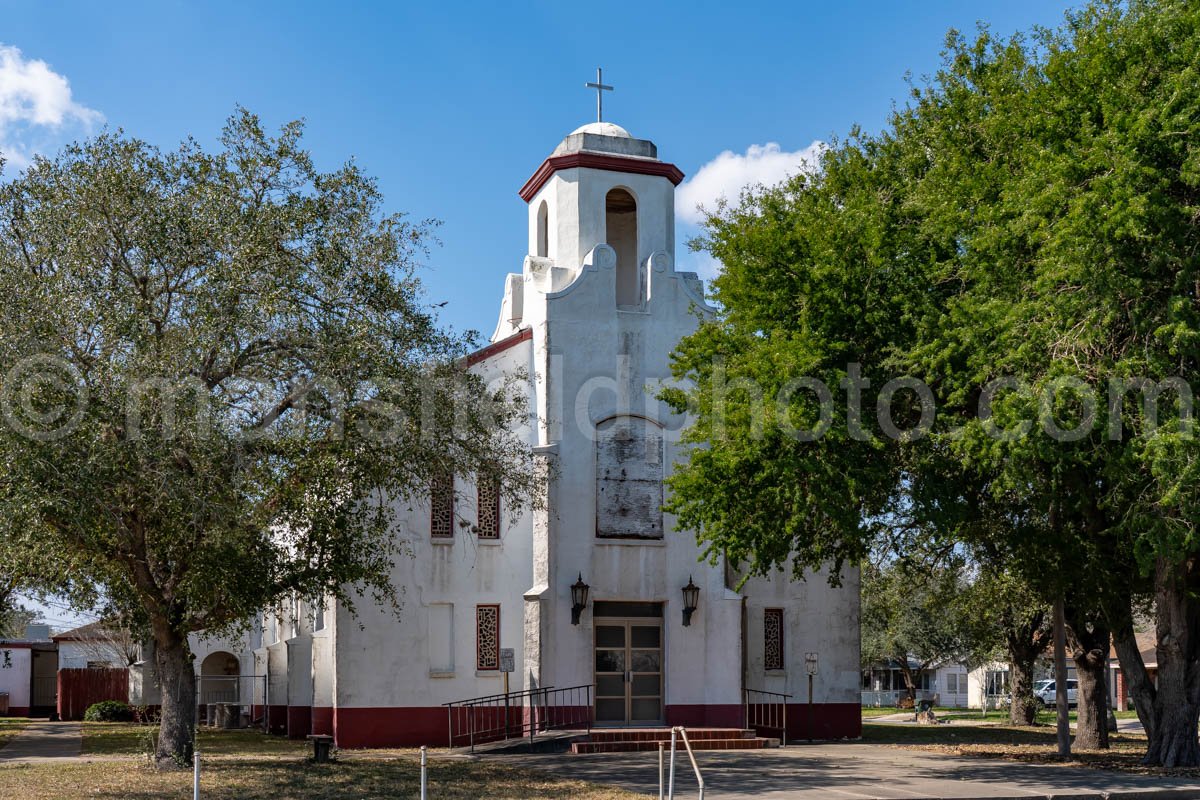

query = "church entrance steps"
(569, 727), (779, 754)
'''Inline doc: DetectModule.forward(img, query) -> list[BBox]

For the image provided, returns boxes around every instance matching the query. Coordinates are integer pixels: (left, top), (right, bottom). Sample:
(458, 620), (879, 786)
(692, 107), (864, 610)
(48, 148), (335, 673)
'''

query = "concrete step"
(570, 735), (779, 754)
(586, 728), (756, 743)
(570, 728), (780, 754)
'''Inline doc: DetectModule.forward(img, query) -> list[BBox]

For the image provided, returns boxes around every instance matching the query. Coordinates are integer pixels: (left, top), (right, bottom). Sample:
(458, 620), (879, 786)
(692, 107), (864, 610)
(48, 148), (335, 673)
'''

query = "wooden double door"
(594, 617), (663, 725)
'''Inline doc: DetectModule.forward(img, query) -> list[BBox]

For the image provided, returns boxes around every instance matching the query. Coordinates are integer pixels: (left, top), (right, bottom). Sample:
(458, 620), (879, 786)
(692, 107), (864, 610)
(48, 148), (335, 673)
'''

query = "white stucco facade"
(266, 121), (861, 746)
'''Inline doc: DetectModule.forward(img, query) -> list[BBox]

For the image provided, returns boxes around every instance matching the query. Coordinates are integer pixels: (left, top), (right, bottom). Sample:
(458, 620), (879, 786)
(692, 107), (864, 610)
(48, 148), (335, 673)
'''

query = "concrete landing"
(492, 742), (1200, 799)
(0, 720), (83, 764)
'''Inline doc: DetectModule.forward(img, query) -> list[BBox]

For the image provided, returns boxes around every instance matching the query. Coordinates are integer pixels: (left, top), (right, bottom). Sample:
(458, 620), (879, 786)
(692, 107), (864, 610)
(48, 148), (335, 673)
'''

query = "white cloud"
(675, 140), (825, 226)
(0, 44), (102, 170)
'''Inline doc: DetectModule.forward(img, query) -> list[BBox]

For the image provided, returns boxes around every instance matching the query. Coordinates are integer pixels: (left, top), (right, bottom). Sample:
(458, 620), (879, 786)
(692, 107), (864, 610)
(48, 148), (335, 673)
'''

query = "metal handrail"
(443, 684), (593, 751)
(664, 726), (705, 800)
(743, 687), (792, 746)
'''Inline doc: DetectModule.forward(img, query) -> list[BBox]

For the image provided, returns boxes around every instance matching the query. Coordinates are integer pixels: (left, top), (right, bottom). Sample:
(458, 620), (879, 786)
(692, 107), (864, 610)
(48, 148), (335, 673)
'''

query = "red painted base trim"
(783, 702), (861, 740)
(287, 706), (312, 739)
(4, 706), (30, 717)
(266, 704), (288, 736)
(330, 702), (860, 748)
(664, 704), (744, 728)
(311, 706), (333, 736)
(335, 706), (446, 748)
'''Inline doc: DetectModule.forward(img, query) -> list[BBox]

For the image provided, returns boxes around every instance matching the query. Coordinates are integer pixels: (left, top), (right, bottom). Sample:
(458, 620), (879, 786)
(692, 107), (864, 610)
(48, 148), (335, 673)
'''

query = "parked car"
(1034, 678), (1077, 708)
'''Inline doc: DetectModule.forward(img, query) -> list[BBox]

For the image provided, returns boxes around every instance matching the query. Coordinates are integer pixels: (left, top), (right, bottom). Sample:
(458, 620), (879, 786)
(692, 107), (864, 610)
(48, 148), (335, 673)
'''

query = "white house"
(255, 119), (862, 747)
(0, 625), (56, 717)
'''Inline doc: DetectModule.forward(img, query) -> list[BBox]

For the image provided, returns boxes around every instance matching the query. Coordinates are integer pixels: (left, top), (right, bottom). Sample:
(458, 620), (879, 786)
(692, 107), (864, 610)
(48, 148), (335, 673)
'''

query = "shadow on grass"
(4, 738), (643, 799)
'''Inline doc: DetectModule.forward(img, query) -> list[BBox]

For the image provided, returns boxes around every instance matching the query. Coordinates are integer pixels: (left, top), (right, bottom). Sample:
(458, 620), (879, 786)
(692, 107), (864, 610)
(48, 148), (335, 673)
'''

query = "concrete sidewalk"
(0, 721), (83, 764)
(492, 742), (1200, 799)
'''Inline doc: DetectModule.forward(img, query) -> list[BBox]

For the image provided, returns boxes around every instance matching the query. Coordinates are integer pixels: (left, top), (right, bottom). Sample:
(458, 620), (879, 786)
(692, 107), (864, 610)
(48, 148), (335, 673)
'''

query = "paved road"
(493, 742), (1200, 799)
(0, 721), (83, 764)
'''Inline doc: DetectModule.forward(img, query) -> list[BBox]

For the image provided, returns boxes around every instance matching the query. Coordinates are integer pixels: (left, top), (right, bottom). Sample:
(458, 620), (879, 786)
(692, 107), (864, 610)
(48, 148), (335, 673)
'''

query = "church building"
(256, 117), (862, 748)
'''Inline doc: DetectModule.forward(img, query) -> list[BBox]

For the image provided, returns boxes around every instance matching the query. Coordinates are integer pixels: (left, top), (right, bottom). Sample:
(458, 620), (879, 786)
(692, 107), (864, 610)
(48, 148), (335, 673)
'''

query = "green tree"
(0, 111), (536, 765)
(861, 556), (988, 704)
(666, 0), (1200, 766)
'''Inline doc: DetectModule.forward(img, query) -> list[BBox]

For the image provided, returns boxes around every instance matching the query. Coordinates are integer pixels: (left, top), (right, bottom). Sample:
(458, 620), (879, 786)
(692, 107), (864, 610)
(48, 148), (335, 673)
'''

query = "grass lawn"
(0, 718), (30, 751)
(0, 724), (647, 800)
(81, 722), (303, 756)
(863, 707), (1144, 724)
(861, 720), (1189, 777)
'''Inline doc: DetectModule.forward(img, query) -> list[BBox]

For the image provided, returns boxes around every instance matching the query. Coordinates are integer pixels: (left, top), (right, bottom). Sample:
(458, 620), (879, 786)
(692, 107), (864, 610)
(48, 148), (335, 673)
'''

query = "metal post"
(807, 674), (814, 744)
(419, 745), (428, 800)
(503, 672), (510, 740)
(667, 727), (678, 800)
(193, 750), (200, 800)
(658, 742), (665, 800)
(782, 697), (788, 747)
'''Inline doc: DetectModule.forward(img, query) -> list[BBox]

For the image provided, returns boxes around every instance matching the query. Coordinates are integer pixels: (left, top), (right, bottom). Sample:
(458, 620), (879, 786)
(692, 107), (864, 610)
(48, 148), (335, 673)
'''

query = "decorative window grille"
(476, 479), (501, 539)
(430, 473), (454, 538)
(476, 605), (500, 671)
(764, 608), (784, 671)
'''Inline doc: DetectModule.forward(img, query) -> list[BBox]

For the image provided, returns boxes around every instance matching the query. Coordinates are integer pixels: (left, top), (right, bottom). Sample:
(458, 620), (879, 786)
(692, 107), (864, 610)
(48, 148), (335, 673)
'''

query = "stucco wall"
(0, 647), (32, 709)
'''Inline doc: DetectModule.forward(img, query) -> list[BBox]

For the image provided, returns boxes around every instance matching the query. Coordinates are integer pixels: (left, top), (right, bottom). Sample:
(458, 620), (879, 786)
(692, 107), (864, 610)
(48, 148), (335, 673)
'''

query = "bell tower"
(518, 121), (684, 309)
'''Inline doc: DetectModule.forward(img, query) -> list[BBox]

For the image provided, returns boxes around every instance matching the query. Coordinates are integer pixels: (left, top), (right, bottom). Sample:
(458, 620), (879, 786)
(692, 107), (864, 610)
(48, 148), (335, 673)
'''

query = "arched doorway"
(199, 650), (240, 704)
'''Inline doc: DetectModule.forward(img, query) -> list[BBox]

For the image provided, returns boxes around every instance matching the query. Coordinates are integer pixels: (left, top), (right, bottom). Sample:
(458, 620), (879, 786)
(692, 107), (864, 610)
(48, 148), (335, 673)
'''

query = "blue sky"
(1, 0), (1078, 628)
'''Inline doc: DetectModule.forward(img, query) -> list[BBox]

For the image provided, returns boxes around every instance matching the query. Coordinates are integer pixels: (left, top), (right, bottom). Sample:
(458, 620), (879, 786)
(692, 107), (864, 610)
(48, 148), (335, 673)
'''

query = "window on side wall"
(476, 478), (501, 540)
(764, 608), (784, 671)
(476, 604), (499, 671)
(431, 472), (455, 539)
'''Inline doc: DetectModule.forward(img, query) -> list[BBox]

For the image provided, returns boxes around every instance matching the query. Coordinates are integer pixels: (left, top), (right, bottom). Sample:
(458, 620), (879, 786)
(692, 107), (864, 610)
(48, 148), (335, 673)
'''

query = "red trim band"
(519, 153), (685, 202)
(329, 702), (860, 748)
(463, 327), (532, 368)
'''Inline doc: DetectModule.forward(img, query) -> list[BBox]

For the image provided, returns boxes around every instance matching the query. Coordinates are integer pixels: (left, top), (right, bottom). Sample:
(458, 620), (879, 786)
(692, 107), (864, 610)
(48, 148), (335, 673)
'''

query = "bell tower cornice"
(519, 151), (684, 202)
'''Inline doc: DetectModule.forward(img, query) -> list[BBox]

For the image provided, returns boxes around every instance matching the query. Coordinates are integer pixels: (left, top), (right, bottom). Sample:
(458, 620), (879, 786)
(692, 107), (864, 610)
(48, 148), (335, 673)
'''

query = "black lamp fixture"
(570, 572), (590, 625)
(681, 575), (700, 627)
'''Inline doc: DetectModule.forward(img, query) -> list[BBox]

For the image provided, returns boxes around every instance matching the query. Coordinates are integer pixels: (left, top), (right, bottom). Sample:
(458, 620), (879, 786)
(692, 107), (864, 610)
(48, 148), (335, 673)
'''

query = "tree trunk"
(1111, 613), (1156, 742)
(1005, 615), (1047, 726)
(1144, 557), (1200, 768)
(154, 628), (196, 768)
(897, 661), (918, 705)
(1065, 612), (1110, 750)
(1008, 654), (1039, 725)
(1053, 596), (1071, 757)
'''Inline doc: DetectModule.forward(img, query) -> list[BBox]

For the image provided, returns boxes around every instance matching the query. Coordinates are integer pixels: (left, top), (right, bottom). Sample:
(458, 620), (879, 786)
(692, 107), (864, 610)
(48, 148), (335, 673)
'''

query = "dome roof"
(569, 121), (631, 138)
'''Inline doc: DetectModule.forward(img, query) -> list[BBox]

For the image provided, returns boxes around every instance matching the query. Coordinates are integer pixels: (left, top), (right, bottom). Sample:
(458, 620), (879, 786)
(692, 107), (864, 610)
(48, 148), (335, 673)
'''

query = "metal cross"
(584, 67), (613, 123)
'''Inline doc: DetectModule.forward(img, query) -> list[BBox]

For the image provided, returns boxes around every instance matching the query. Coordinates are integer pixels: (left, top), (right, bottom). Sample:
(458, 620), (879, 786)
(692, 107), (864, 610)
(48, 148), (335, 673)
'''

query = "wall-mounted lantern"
(681, 576), (700, 627)
(570, 573), (590, 625)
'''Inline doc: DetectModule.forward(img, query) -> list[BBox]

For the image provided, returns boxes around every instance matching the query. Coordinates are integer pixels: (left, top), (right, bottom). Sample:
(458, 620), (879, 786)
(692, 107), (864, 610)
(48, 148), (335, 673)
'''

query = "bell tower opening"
(607, 188), (639, 307)
(536, 200), (549, 258)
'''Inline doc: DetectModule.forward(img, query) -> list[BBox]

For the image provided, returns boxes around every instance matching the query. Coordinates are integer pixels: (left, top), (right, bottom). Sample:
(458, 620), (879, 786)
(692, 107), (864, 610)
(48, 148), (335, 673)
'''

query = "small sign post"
(805, 652), (819, 743)
(500, 648), (515, 739)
